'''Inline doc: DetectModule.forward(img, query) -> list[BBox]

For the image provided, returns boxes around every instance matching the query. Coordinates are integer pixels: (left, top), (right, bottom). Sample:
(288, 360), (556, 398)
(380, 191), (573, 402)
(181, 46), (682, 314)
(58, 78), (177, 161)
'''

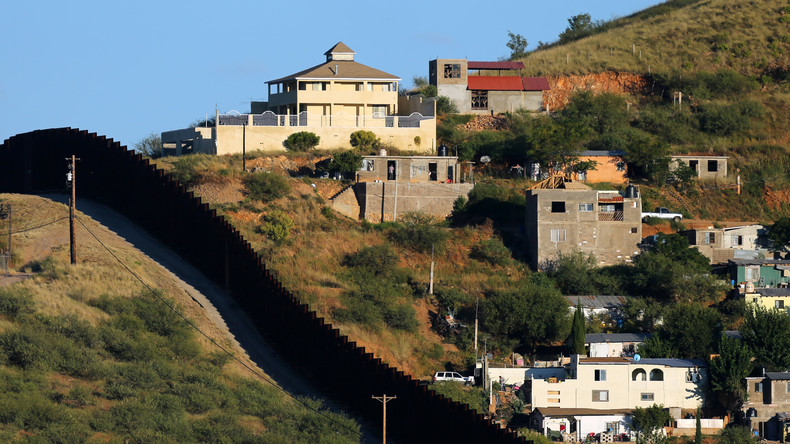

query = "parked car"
(641, 207), (683, 222)
(433, 371), (475, 385)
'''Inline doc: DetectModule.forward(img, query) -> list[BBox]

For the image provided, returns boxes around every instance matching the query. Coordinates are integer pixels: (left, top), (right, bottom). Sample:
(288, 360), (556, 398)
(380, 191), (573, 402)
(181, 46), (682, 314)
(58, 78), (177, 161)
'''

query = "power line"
(8, 216), (69, 235)
(74, 216), (361, 438)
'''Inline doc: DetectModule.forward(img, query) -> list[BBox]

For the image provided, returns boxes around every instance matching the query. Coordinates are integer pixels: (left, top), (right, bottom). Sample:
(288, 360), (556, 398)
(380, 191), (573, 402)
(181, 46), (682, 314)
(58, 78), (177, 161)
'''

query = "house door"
(428, 163), (437, 181)
(447, 165), (454, 183)
(387, 160), (396, 181)
(689, 160), (699, 175)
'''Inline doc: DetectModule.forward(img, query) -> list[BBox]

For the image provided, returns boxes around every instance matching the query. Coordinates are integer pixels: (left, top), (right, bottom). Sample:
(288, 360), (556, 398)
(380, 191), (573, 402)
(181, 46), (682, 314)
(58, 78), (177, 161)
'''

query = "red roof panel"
(467, 76), (525, 91)
(522, 77), (551, 91)
(468, 61), (524, 70)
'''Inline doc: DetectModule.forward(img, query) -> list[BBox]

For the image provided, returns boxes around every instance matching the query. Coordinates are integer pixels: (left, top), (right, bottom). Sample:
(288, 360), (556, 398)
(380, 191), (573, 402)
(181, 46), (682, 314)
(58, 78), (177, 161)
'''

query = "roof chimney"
(335, 64), (338, 76)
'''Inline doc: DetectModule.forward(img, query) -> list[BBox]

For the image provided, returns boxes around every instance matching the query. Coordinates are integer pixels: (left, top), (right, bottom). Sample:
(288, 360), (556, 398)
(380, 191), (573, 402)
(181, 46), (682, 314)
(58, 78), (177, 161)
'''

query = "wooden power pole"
(371, 394), (396, 444)
(66, 155), (79, 265)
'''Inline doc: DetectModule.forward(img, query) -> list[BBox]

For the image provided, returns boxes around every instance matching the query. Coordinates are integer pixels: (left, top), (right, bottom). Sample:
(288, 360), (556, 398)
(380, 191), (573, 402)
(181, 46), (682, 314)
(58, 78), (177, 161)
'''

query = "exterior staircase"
(330, 184), (361, 220)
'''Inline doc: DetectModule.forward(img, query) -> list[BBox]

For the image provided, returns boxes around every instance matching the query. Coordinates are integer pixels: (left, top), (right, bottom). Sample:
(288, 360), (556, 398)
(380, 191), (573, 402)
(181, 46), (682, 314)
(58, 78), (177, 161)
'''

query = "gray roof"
(752, 288), (790, 297)
(637, 358), (706, 368)
(580, 150), (625, 157)
(730, 259), (790, 266)
(585, 333), (651, 344)
(566, 295), (628, 309)
(766, 372), (790, 380)
(724, 330), (743, 340)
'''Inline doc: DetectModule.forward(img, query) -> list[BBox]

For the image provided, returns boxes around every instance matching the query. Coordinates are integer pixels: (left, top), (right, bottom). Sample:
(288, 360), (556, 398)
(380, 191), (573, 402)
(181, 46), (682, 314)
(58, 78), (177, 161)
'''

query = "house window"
(731, 235), (744, 247)
(366, 82), (373, 91)
(606, 422), (620, 435)
(548, 390), (561, 395)
(579, 203), (593, 212)
(550, 229), (566, 243)
(755, 382), (763, 393)
(371, 105), (387, 118)
(631, 227), (639, 234)
(578, 171), (587, 181)
(708, 160), (718, 172)
(616, 161), (626, 171)
(551, 201), (566, 213)
(632, 369), (647, 381)
(650, 369), (664, 381)
(592, 390), (609, 402)
(443, 63), (461, 78)
(361, 159), (375, 171)
(641, 393), (655, 401)
(777, 300), (785, 309)
(705, 232), (716, 244)
(312, 82), (327, 91)
(786, 382), (790, 393)
(745, 267), (760, 281)
(689, 160), (699, 174)
(595, 369), (607, 381)
(599, 204), (616, 212)
(471, 90), (488, 109)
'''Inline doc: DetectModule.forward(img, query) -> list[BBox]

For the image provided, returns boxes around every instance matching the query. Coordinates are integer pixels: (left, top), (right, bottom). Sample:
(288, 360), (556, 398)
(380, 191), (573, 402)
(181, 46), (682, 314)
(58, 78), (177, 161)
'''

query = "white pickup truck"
(642, 207), (683, 222)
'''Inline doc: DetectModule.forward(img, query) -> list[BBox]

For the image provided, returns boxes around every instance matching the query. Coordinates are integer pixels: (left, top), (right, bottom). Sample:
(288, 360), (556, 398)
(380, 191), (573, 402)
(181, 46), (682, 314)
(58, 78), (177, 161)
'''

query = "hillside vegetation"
(0, 194), (358, 442)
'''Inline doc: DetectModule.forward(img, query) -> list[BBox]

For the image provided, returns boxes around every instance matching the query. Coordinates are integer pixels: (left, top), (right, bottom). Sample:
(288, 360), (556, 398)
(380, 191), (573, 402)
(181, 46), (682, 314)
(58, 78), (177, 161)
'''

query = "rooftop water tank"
(625, 184), (639, 198)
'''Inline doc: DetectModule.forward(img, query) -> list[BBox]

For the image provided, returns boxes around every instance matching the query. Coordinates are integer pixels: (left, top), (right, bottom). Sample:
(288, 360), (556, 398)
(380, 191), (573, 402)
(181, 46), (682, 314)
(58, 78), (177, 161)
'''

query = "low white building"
(531, 407), (633, 441)
(531, 356), (706, 412)
(585, 333), (651, 358)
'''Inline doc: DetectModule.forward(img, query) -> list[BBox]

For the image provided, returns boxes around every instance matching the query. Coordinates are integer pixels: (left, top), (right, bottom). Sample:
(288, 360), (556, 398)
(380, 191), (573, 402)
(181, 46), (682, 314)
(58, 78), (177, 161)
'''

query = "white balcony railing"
(218, 111), (431, 129)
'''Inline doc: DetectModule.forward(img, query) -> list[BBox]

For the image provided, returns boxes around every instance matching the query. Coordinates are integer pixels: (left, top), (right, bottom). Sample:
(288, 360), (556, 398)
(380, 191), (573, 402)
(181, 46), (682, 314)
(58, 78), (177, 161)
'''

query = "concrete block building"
(670, 155), (729, 181)
(429, 59), (550, 114)
(682, 224), (765, 263)
(744, 372), (790, 441)
(163, 42), (436, 155)
(525, 177), (642, 269)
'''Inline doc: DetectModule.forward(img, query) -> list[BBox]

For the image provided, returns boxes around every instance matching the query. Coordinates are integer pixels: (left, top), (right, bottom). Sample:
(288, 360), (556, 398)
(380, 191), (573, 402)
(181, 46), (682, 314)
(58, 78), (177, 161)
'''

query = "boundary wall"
(0, 128), (525, 443)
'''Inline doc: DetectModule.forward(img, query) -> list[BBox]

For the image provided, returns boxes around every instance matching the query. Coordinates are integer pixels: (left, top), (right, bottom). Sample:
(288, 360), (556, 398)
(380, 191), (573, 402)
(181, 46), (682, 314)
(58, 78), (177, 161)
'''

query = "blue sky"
(1, 0), (662, 150)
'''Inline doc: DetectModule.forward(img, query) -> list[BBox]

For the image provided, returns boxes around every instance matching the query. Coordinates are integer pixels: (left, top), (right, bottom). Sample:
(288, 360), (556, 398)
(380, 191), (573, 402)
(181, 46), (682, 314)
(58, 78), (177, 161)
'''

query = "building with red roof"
(429, 59), (550, 114)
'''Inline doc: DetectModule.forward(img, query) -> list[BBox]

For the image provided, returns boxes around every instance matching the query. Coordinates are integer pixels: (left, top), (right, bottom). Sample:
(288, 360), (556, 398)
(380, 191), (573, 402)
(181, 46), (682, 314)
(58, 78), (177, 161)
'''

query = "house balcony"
(598, 211), (624, 222)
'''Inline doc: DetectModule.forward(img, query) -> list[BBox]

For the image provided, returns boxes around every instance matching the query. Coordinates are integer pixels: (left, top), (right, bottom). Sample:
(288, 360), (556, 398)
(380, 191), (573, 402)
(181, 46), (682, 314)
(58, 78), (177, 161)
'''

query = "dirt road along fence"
(1, 128), (526, 443)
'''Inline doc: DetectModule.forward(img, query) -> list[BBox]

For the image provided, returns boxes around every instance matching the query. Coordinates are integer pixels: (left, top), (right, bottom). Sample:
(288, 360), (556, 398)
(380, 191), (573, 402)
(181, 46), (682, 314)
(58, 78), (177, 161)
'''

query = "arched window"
(632, 369), (647, 381)
(650, 369), (664, 381)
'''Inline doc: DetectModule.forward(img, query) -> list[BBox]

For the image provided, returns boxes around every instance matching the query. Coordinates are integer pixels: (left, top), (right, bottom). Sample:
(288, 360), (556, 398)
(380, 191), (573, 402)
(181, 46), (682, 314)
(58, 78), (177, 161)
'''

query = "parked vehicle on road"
(641, 207), (683, 222)
(433, 371), (475, 385)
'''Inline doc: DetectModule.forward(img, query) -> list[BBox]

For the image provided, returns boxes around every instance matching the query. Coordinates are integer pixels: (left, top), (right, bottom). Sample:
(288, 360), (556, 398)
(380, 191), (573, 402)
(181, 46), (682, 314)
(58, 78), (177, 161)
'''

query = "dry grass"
(520, 0), (790, 77)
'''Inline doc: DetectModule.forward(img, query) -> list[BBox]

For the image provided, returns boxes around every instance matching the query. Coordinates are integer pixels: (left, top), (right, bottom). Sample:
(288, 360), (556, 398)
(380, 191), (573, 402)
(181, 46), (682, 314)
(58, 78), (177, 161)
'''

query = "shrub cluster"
(242, 171), (290, 202)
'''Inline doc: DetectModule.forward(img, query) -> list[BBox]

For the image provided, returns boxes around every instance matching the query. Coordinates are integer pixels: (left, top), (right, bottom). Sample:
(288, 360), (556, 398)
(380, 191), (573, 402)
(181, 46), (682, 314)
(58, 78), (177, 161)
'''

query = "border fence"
(0, 128), (525, 443)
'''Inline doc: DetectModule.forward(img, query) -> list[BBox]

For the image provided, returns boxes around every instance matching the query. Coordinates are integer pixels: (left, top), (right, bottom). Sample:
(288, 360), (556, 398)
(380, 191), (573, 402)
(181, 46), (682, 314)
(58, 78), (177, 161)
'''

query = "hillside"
(520, 0), (790, 77)
(0, 194), (359, 442)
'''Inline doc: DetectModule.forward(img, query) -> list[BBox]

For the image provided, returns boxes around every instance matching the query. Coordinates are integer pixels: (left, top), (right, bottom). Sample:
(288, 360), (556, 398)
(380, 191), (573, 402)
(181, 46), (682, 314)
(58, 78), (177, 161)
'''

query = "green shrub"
(332, 299), (383, 331)
(349, 130), (379, 152)
(0, 287), (34, 319)
(698, 100), (763, 135)
(434, 288), (470, 312)
(324, 150), (362, 178)
(256, 210), (295, 245)
(22, 256), (64, 280)
(382, 303), (419, 332)
(0, 330), (44, 369)
(388, 212), (449, 253)
(242, 172), (290, 202)
(284, 131), (320, 151)
(343, 244), (399, 275)
(470, 238), (512, 266)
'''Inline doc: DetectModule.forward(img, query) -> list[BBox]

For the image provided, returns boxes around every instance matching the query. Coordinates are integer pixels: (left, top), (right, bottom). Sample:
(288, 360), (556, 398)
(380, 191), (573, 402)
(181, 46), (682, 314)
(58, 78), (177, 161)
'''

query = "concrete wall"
(356, 181), (473, 222)
(398, 95), (436, 117)
(488, 367), (565, 387)
(213, 120), (436, 154)
(358, 156), (459, 183)
(437, 83), (470, 113)
(488, 90), (543, 113)
(525, 189), (642, 269)
(161, 127), (215, 155)
(576, 155), (627, 184)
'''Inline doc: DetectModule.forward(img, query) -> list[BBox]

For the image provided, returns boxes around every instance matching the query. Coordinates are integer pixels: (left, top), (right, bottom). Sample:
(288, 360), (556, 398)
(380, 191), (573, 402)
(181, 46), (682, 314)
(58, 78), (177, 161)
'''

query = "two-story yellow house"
(162, 43), (436, 155)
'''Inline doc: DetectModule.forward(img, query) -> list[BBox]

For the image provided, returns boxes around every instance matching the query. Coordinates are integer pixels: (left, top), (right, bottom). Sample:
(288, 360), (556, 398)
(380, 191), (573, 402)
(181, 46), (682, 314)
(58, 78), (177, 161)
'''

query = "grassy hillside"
(0, 194), (359, 442)
(520, 0), (790, 77)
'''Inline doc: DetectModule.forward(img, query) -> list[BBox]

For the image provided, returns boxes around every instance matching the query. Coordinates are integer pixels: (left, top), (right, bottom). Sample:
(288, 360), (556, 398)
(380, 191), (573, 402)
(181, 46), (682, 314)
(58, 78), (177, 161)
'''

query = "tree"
(506, 31), (528, 59)
(742, 305), (790, 371)
(638, 335), (678, 359)
(436, 96), (459, 115)
(766, 217), (790, 254)
(134, 133), (162, 158)
(568, 302), (586, 355)
(715, 426), (757, 443)
(661, 304), (721, 359)
(325, 150), (362, 179)
(481, 280), (569, 353)
(631, 404), (671, 444)
(695, 406), (703, 444)
(709, 334), (752, 415)
(558, 13), (598, 44)
(284, 131), (320, 151)
(349, 130), (379, 153)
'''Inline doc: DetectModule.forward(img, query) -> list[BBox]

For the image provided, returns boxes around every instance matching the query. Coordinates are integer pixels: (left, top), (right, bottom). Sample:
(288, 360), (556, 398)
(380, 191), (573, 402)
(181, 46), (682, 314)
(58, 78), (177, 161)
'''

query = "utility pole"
(66, 155), (80, 265)
(474, 296), (479, 358)
(242, 120), (247, 173)
(429, 244), (435, 295)
(0, 204), (10, 275)
(371, 394), (396, 444)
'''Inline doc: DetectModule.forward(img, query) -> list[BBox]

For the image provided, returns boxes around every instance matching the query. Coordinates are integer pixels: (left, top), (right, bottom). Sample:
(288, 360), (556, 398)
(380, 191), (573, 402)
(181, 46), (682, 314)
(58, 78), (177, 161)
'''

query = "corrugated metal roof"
(637, 358), (706, 368)
(585, 333), (651, 344)
(752, 288), (790, 297)
(468, 61), (524, 70)
(730, 259), (790, 266)
(766, 372), (790, 380)
(534, 407), (634, 417)
(566, 295), (628, 309)
(580, 150), (625, 157)
(522, 77), (551, 91)
(467, 76), (525, 91)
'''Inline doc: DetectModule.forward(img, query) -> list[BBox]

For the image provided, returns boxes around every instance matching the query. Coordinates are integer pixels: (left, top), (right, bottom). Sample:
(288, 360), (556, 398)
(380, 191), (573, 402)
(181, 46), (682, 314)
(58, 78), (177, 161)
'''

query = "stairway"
(329, 184), (361, 220)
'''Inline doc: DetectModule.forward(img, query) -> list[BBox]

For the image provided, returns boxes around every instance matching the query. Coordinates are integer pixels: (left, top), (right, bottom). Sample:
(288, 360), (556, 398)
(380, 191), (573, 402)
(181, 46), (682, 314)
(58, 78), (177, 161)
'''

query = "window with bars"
(443, 63), (461, 78)
(471, 91), (488, 109)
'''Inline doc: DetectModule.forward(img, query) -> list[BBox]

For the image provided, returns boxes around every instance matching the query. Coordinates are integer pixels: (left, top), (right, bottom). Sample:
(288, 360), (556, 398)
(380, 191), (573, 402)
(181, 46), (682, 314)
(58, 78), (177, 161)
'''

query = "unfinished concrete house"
(525, 176), (642, 269)
(670, 155), (729, 181)
(331, 153), (473, 222)
(429, 59), (550, 114)
(682, 224), (766, 263)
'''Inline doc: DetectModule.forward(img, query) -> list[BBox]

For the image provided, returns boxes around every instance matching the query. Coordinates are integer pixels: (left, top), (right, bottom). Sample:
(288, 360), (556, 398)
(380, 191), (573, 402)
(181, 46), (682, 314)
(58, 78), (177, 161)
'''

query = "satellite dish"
(480, 156), (491, 164)
(634, 354), (641, 362)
